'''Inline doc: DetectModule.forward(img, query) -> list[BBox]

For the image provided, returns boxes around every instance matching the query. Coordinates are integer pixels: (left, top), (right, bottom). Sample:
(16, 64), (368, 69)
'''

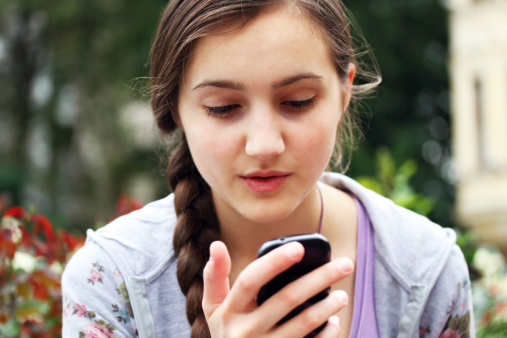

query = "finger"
(315, 316), (341, 338)
(226, 241), (304, 310)
(274, 290), (348, 338)
(202, 241), (231, 319)
(261, 257), (353, 329)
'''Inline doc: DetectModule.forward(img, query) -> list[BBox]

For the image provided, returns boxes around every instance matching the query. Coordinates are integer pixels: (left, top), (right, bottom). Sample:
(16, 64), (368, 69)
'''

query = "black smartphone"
(256, 233), (331, 337)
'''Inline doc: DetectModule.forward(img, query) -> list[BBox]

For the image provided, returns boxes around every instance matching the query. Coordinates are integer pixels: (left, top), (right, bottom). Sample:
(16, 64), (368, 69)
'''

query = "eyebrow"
(193, 80), (245, 91)
(271, 73), (324, 90)
(192, 72), (324, 91)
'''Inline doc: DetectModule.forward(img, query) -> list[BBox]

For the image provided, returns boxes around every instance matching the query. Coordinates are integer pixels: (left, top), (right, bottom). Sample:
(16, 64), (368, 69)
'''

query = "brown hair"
(149, 1), (380, 336)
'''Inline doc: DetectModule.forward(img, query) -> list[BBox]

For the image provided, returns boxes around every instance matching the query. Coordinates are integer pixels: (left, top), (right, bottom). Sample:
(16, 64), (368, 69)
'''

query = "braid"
(150, 1), (379, 336)
(168, 134), (220, 338)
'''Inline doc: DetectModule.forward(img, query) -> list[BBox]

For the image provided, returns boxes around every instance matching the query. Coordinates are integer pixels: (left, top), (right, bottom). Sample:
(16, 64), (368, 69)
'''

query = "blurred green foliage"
(0, 0), (169, 231)
(356, 147), (435, 217)
(345, 0), (454, 228)
(471, 244), (507, 337)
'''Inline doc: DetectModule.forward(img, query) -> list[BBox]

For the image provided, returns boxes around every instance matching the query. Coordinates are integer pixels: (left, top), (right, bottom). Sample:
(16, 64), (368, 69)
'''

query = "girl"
(62, 1), (474, 337)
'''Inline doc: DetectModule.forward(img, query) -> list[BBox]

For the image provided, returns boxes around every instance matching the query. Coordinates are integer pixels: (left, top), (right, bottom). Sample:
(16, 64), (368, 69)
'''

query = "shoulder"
(76, 194), (178, 280)
(420, 244), (474, 336)
(322, 173), (473, 336)
(321, 172), (460, 286)
(62, 239), (139, 336)
(63, 194), (191, 336)
(320, 171), (452, 242)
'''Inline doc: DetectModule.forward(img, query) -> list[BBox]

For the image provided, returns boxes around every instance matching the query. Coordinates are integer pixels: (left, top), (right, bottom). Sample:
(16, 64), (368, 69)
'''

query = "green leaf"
(449, 314), (459, 330)
(477, 321), (507, 338)
(96, 319), (116, 331)
(398, 160), (417, 178)
(412, 198), (435, 217)
(356, 176), (383, 194)
(15, 299), (49, 320)
(457, 311), (470, 334)
(0, 318), (21, 338)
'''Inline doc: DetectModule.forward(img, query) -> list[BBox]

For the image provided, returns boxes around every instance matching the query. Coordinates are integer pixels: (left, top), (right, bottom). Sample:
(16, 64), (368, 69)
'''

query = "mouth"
(240, 171), (291, 192)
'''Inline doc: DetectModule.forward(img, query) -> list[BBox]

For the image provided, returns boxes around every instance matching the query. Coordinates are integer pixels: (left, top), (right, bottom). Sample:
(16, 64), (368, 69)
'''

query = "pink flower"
(90, 268), (104, 283)
(73, 303), (88, 317)
(81, 322), (116, 338)
(440, 329), (460, 338)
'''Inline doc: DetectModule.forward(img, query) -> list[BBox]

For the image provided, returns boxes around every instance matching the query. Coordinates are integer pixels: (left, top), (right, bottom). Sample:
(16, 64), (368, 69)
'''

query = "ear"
(175, 115), (184, 132)
(342, 62), (356, 112)
(172, 106), (185, 132)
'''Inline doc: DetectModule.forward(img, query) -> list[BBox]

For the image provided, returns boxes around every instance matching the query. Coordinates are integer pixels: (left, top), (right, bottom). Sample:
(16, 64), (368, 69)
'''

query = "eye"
(204, 104), (240, 118)
(282, 97), (316, 111)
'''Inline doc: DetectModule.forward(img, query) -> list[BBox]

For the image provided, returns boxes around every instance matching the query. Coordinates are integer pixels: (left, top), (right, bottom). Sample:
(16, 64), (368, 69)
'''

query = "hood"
(320, 172), (456, 292)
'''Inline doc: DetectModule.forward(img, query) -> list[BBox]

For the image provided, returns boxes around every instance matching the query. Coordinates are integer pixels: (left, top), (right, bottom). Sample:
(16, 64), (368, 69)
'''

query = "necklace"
(317, 184), (324, 234)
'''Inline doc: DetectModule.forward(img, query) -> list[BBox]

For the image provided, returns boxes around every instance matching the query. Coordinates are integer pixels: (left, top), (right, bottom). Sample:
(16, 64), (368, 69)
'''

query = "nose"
(245, 109), (285, 160)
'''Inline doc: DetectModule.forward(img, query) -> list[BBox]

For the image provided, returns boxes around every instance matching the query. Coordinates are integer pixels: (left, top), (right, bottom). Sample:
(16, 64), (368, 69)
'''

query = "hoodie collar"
(320, 172), (456, 291)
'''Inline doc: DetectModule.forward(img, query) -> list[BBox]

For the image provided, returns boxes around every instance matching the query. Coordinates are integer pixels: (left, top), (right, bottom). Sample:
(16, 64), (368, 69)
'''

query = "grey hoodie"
(62, 173), (474, 337)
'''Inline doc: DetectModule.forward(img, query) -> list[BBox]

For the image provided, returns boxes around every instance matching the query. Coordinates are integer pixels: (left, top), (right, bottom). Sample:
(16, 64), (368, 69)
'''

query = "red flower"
(496, 301), (507, 314)
(109, 194), (143, 222)
(32, 214), (55, 241)
(0, 228), (18, 259)
(440, 329), (461, 338)
(4, 206), (25, 220)
(62, 231), (85, 252)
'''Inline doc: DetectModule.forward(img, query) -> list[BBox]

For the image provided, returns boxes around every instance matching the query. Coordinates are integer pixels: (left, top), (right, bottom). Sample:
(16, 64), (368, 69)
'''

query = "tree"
(1, 0), (456, 230)
(345, 0), (455, 227)
(0, 0), (168, 231)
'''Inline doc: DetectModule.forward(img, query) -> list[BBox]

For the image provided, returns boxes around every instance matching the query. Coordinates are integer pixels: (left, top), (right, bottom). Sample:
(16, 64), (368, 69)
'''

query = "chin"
(240, 206), (292, 224)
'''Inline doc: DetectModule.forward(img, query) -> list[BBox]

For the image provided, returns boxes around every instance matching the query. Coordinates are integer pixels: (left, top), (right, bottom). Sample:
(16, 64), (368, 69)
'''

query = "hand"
(202, 241), (353, 337)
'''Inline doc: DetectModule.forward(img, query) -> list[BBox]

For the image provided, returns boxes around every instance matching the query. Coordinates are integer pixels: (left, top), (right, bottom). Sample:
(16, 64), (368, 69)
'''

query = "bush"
(0, 194), (142, 337)
(0, 206), (84, 337)
(1, 163), (505, 336)
(471, 245), (507, 337)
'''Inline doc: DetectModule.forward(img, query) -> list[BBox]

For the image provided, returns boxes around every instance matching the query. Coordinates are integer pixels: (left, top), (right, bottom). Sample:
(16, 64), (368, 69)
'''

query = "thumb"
(202, 241), (231, 319)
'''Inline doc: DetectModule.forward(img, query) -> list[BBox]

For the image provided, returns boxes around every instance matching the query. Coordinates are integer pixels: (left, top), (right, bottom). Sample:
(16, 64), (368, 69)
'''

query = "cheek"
(293, 112), (340, 168)
(185, 125), (238, 181)
(302, 126), (336, 165)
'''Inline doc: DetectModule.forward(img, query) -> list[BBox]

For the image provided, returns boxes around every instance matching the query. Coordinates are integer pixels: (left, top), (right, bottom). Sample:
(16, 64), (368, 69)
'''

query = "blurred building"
(449, 0), (507, 252)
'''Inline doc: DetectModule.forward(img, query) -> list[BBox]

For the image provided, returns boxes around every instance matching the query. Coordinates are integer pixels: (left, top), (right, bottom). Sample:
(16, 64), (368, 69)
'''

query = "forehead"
(183, 5), (335, 86)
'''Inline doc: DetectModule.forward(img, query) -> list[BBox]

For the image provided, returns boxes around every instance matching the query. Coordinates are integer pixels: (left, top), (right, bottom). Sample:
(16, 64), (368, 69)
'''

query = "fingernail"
(284, 242), (303, 259)
(336, 258), (353, 274)
(333, 290), (348, 305)
(329, 315), (339, 326)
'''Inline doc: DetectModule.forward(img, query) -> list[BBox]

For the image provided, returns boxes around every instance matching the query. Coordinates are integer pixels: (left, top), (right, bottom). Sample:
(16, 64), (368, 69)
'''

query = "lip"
(240, 171), (291, 193)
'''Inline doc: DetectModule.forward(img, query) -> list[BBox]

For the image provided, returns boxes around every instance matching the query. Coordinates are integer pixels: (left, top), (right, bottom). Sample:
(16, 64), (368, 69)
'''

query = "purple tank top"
(348, 198), (379, 337)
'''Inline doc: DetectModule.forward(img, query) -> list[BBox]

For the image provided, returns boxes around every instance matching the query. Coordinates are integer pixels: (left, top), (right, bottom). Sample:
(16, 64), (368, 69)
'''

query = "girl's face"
(178, 6), (353, 226)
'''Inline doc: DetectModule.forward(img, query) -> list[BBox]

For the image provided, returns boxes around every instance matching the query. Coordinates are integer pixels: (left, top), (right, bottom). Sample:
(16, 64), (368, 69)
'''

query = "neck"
(215, 184), (323, 265)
